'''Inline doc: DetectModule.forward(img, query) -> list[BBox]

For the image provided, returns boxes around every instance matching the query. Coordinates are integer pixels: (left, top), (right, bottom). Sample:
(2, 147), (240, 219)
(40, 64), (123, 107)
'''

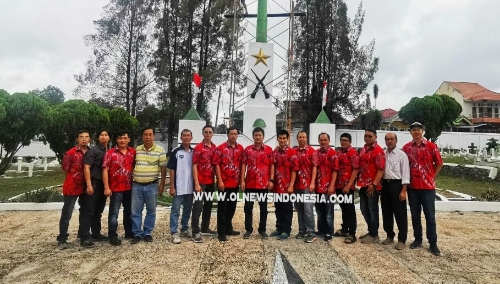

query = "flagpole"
(286, 0), (294, 143)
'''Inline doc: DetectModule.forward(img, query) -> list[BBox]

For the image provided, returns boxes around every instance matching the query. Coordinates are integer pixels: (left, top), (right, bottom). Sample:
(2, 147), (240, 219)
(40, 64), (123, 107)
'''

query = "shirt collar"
(340, 146), (352, 153)
(141, 143), (156, 151)
(364, 142), (378, 150)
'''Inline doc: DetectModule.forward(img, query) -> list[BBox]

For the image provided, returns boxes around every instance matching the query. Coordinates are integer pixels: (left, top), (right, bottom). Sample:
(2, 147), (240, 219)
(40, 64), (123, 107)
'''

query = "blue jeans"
(57, 195), (81, 241)
(170, 194), (194, 234)
(359, 187), (380, 237)
(294, 190), (315, 234)
(315, 193), (335, 235)
(131, 182), (158, 237)
(407, 188), (437, 243)
(108, 190), (132, 238)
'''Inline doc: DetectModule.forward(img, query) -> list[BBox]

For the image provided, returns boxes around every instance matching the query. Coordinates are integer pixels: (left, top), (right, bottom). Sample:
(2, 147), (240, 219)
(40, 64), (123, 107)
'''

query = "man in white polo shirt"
(167, 129), (194, 244)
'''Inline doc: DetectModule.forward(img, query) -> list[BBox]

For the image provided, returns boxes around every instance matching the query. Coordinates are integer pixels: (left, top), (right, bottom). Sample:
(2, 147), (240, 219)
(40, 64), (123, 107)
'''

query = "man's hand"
(399, 190), (407, 201)
(287, 185), (294, 194)
(195, 184), (202, 192)
(218, 180), (225, 192)
(104, 187), (112, 197)
(241, 181), (246, 191)
(169, 187), (176, 196)
(159, 183), (165, 196)
(86, 185), (94, 196)
(366, 184), (375, 197)
(342, 185), (350, 194)
(308, 183), (315, 193)
(327, 185), (335, 195)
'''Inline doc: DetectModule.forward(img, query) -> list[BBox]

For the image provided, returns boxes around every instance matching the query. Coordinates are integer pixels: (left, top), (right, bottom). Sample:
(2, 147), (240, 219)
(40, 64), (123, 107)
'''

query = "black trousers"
(217, 187), (238, 236)
(381, 179), (408, 243)
(79, 179), (107, 240)
(336, 189), (357, 236)
(244, 189), (268, 234)
(274, 199), (293, 234)
(191, 183), (215, 234)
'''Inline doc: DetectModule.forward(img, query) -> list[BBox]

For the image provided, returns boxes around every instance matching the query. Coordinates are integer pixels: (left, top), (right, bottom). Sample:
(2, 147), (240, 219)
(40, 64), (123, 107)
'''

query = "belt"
(134, 180), (159, 186)
(383, 179), (401, 183)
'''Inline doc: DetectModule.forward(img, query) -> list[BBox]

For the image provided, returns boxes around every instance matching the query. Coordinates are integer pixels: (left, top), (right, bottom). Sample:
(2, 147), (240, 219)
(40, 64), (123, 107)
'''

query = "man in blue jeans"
(168, 129), (194, 244)
(131, 127), (167, 244)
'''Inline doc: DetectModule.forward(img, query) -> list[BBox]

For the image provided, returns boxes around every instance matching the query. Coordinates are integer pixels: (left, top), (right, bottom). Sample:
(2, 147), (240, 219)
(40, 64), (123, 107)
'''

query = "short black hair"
(365, 129), (377, 136)
(277, 129), (289, 139)
(296, 130), (307, 139)
(77, 129), (90, 138)
(96, 128), (109, 137)
(202, 125), (214, 132)
(318, 132), (330, 140)
(227, 126), (238, 135)
(115, 130), (130, 139)
(181, 129), (192, 136)
(253, 127), (265, 136)
(142, 127), (155, 135)
(340, 133), (351, 142)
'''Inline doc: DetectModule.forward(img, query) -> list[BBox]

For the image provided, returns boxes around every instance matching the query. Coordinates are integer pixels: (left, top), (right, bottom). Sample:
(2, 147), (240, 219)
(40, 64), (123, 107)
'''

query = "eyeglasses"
(203, 131), (213, 134)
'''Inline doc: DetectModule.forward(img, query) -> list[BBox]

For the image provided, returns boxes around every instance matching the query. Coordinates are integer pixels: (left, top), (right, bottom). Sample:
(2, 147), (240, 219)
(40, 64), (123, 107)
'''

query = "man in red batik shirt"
(102, 130), (136, 246)
(402, 122), (443, 256)
(57, 130), (90, 250)
(270, 130), (298, 240)
(212, 126), (244, 241)
(241, 127), (273, 239)
(314, 132), (339, 241)
(191, 125), (217, 243)
(357, 129), (385, 244)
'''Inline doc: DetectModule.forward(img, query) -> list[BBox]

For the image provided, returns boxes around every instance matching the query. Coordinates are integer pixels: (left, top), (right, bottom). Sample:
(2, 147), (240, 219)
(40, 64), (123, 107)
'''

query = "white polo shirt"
(167, 146), (194, 195)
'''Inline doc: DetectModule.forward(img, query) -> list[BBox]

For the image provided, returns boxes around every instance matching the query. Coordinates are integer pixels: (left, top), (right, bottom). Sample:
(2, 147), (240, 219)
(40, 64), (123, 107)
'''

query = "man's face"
(181, 131), (193, 145)
(227, 129), (238, 143)
(410, 127), (423, 140)
(318, 134), (330, 148)
(364, 131), (376, 146)
(340, 136), (351, 149)
(116, 134), (131, 147)
(202, 127), (213, 140)
(297, 132), (308, 147)
(253, 131), (264, 144)
(277, 134), (288, 148)
(142, 129), (154, 144)
(385, 133), (397, 150)
(77, 132), (90, 147)
(98, 131), (110, 145)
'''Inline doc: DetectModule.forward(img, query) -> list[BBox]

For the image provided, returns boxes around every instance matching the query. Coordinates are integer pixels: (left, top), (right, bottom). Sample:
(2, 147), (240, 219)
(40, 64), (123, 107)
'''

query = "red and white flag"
(322, 80), (327, 107)
(193, 72), (202, 94)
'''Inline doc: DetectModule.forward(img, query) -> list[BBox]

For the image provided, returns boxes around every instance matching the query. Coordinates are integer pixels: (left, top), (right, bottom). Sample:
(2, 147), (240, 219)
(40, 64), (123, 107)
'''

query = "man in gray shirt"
(381, 132), (410, 250)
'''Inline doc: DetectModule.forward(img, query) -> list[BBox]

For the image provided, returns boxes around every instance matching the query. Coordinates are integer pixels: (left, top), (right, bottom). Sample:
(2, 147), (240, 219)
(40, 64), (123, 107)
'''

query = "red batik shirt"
(357, 143), (385, 190)
(273, 146), (299, 194)
(242, 144), (273, 190)
(402, 139), (443, 190)
(315, 147), (339, 194)
(193, 141), (216, 185)
(336, 146), (360, 190)
(212, 142), (244, 188)
(294, 145), (319, 190)
(102, 147), (136, 192)
(62, 146), (87, 196)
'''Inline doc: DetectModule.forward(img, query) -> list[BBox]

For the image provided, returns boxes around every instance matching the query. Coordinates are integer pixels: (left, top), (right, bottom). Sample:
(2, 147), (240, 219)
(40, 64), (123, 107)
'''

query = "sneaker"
(131, 236), (141, 244)
(295, 232), (306, 239)
(200, 228), (217, 236)
(227, 230), (240, 236)
(57, 240), (69, 250)
(180, 230), (192, 238)
(109, 237), (122, 246)
(243, 231), (252, 239)
(259, 232), (268, 239)
(409, 239), (422, 249)
(81, 239), (95, 248)
(395, 241), (405, 250)
(143, 235), (153, 242)
(359, 233), (369, 239)
(270, 230), (281, 237)
(334, 230), (348, 237)
(172, 233), (181, 244)
(192, 233), (203, 243)
(304, 234), (317, 243)
(324, 234), (333, 241)
(278, 233), (290, 240)
(91, 234), (108, 241)
(360, 235), (379, 244)
(381, 237), (394, 245)
(429, 243), (441, 256)
(218, 235), (228, 242)
(124, 234), (134, 239)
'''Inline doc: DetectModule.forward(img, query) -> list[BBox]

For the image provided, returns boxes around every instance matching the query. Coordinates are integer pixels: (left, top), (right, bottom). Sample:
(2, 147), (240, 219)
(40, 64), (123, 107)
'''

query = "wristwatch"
(269, 179), (275, 183)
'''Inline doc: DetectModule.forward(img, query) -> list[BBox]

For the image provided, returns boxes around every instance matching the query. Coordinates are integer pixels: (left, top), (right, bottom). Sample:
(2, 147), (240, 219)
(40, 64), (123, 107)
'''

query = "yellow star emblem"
(251, 48), (271, 66)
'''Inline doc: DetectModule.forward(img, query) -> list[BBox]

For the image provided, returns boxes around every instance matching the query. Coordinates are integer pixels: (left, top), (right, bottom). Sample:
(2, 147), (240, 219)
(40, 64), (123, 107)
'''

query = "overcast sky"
(1, 0), (499, 118)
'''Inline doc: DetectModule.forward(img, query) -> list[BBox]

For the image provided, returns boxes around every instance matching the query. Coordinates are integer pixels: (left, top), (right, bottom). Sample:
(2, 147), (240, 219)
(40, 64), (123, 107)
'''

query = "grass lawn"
(435, 173), (500, 198)
(0, 168), (65, 201)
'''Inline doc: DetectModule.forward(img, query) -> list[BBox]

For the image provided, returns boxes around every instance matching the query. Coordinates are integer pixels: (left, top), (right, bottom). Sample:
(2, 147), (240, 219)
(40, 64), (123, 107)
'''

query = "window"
(472, 107), (477, 118)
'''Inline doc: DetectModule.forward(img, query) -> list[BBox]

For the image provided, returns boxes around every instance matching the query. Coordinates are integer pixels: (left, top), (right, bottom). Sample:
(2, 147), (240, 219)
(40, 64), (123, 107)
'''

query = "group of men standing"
(56, 121), (443, 256)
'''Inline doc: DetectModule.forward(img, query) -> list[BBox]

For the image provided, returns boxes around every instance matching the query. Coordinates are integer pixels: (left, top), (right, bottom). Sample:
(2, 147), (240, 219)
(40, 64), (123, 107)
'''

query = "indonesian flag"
(322, 80), (327, 107)
(193, 72), (202, 94)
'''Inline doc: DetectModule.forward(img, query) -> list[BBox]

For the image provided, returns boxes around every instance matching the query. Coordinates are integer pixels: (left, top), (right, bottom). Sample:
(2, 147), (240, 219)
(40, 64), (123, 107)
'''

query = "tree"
(136, 104), (161, 129)
(0, 93), (50, 175)
(216, 124), (228, 135)
(29, 85), (65, 105)
(42, 100), (110, 162)
(108, 108), (139, 137)
(373, 84), (378, 109)
(359, 109), (382, 130)
(293, 0), (379, 127)
(231, 110), (243, 133)
(399, 94), (462, 142)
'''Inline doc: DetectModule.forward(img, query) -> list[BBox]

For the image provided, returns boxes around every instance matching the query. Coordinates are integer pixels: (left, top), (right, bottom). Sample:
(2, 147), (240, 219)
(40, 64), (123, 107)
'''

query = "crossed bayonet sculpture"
(250, 69), (271, 99)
